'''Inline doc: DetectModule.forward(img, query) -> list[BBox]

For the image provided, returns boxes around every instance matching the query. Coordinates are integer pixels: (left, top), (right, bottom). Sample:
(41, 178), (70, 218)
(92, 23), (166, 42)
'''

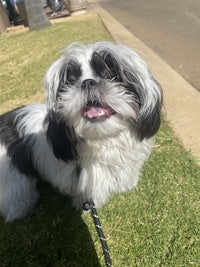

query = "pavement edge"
(89, 2), (200, 163)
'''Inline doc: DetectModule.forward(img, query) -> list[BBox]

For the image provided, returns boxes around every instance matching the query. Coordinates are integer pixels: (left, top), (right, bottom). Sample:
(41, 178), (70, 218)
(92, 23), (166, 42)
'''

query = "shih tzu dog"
(0, 42), (162, 222)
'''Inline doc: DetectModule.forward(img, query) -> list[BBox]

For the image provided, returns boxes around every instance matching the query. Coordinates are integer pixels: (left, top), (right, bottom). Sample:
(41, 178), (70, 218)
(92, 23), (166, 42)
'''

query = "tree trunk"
(24, 0), (50, 31)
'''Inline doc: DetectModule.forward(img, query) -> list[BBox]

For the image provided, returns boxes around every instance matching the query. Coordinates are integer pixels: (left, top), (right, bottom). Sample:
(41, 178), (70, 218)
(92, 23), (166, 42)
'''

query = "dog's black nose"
(81, 79), (97, 90)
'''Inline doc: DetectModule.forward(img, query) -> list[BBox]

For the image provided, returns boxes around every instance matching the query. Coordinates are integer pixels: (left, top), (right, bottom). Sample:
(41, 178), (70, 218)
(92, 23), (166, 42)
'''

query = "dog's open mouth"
(82, 102), (115, 121)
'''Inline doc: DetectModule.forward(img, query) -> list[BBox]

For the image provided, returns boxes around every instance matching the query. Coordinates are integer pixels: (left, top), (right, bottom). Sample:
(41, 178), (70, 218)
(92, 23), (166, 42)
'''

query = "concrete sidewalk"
(89, 2), (200, 163)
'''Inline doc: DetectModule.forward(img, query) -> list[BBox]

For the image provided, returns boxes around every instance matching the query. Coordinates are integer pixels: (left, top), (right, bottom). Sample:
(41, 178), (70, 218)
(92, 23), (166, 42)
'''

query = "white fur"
(74, 131), (153, 209)
(0, 42), (162, 221)
(0, 104), (152, 221)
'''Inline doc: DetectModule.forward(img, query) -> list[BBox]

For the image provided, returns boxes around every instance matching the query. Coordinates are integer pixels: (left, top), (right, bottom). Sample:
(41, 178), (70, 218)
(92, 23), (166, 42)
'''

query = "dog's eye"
(67, 78), (76, 85)
(66, 61), (81, 85)
(67, 73), (79, 85)
(91, 52), (122, 82)
(108, 72), (117, 81)
(91, 52), (112, 80)
(100, 69), (113, 80)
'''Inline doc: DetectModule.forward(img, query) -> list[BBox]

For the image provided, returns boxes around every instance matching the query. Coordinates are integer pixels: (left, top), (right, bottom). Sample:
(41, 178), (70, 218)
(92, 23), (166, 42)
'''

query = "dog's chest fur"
(74, 130), (152, 208)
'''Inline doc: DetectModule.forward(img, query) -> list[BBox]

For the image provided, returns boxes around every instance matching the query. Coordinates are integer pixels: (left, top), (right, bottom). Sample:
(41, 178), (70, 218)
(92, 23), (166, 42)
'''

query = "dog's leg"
(0, 152), (39, 222)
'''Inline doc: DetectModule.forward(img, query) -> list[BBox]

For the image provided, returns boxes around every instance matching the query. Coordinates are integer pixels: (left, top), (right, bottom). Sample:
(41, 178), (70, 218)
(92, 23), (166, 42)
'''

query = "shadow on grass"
(0, 183), (100, 267)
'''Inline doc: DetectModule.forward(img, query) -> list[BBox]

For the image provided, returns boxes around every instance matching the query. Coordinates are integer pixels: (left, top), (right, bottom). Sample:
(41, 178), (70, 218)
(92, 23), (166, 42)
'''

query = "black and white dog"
(0, 42), (162, 222)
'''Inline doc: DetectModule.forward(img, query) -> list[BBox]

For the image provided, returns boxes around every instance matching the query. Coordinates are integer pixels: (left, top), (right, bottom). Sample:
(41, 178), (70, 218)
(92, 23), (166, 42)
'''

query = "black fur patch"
(66, 60), (82, 85)
(76, 164), (81, 176)
(138, 78), (162, 140)
(45, 111), (79, 162)
(91, 52), (122, 82)
(57, 60), (82, 97)
(8, 134), (40, 178)
(138, 103), (161, 140)
(0, 107), (23, 147)
(0, 107), (39, 178)
(122, 72), (162, 141)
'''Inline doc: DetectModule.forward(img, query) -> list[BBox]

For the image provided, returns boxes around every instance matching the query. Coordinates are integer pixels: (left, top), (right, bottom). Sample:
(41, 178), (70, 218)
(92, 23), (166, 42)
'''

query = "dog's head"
(44, 42), (162, 140)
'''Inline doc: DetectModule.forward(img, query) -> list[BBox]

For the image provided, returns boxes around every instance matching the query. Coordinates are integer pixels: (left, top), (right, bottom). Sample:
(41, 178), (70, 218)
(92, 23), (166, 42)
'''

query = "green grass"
(0, 14), (111, 106)
(0, 15), (200, 267)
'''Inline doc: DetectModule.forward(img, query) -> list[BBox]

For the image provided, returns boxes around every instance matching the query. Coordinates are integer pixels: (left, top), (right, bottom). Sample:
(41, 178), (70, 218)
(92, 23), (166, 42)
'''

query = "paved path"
(89, 1), (200, 163)
(94, 0), (200, 92)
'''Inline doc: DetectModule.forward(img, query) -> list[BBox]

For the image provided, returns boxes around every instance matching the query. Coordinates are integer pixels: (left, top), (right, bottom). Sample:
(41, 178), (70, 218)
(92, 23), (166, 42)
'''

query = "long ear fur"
(124, 68), (162, 140)
(44, 56), (67, 110)
(137, 78), (162, 140)
(93, 42), (162, 140)
(45, 111), (79, 162)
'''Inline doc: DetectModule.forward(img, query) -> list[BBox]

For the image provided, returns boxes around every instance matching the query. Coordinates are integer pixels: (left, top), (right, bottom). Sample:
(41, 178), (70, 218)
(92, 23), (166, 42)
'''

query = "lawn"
(0, 14), (199, 267)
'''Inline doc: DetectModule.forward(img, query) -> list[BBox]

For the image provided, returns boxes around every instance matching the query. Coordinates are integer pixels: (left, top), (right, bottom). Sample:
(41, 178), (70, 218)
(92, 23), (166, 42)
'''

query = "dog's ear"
(44, 57), (65, 110)
(106, 44), (163, 140)
(136, 77), (162, 140)
(92, 44), (162, 140)
(45, 111), (79, 162)
(137, 101), (162, 140)
(121, 67), (162, 140)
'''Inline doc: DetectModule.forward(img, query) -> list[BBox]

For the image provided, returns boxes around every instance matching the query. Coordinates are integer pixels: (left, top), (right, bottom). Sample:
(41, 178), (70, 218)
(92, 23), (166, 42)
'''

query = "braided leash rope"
(83, 201), (112, 267)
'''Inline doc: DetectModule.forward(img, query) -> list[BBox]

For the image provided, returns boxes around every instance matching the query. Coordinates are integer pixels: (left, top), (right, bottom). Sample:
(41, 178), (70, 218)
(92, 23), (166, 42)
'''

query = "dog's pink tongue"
(83, 106), (111, 120)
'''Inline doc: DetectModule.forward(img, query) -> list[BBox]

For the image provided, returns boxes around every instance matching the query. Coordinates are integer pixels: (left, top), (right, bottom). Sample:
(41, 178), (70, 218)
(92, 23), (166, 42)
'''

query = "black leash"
(83, 200), (112, 267)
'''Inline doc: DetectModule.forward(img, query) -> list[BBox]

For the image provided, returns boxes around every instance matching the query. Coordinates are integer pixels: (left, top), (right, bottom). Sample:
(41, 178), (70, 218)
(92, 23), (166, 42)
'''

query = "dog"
(0, 42), (162, 222)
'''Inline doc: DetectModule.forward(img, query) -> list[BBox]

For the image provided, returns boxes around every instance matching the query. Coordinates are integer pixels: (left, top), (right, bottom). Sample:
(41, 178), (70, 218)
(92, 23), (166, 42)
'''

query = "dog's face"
(45, 42), (162, 140)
